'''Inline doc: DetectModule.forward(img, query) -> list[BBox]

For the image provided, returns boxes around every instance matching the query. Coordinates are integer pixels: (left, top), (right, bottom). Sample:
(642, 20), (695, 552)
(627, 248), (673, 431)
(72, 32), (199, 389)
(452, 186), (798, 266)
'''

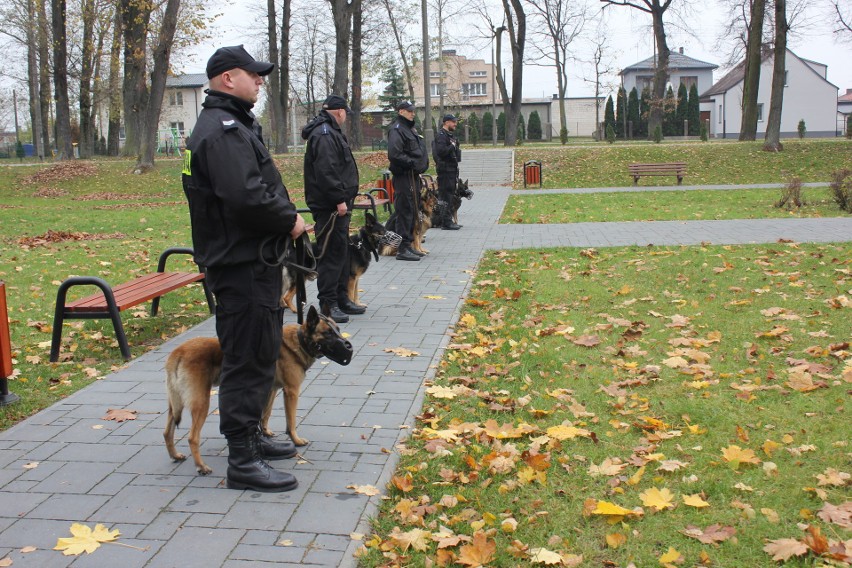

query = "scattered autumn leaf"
(384, 347), (419, 357)
(763, 538), (808, 561)
(681, 524), (736, 545)
(54, 523), (120, 556)
(640, 487), (676, 511)
(683, 494), (710, 508)
(457, 531), (496, 567)
(347, 484), (380, 496)
(101, 408), (137, 422)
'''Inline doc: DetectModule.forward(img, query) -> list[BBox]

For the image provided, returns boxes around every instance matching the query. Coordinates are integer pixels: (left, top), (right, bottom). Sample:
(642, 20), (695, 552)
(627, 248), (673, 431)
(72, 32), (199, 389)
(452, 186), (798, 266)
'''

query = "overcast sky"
(178, 0), (852, 101)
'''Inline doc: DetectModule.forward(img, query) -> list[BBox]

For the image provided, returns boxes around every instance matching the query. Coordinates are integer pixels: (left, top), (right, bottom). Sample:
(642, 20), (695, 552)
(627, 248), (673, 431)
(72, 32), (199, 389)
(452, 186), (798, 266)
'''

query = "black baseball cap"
(396, 100), (415, 111)
(206, 45), (275, 79)
(322, 94), (351, 112)
(442, 114), (458, 123)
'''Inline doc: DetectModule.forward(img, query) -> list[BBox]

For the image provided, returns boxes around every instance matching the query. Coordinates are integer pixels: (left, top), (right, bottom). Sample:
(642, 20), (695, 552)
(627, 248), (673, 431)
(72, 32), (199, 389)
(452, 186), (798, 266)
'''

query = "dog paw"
(197, 464), (212, 475)
(171, 452), (187, 462)
(291, 436), (310, 447)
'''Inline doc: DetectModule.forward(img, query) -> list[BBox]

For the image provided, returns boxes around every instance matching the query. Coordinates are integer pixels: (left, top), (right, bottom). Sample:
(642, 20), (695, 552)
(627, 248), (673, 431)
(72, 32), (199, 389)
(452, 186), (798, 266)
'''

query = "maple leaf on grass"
(658, 546), (684, 565)
(818, 501), (852, 529)
(54, 523), (120, 556)
(387, 526), (431, 552)
(681, 524), (735, 545)
(640, 487), (676, 511)
(682, 494), (710, 508)
(528, 547), (567, 565)
(457, 530), (496, 567)
(763, 538), (808, 561)
(720, 445), (761, 469)
(816, 467), (851, 487)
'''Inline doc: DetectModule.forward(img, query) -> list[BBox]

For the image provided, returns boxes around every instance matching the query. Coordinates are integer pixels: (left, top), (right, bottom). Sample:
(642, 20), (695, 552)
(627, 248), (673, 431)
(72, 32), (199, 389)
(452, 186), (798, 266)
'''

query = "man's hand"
(336, 202), (348, 217)
(290, 214), (306, 238)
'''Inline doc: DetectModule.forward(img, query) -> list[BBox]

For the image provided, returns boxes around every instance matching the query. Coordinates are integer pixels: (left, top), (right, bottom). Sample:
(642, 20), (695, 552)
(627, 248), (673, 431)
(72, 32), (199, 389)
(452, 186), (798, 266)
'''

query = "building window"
(680, 76), (697, 90)
(170, 122), (185, 135)
(430, 84), (446, 96)
(169, 91), (183, 106)
(462, 83), (487, 96)
(429, 71), (446, 78)
(756, 103), (763, 122)
(637, 75), (654, 91)
(718, 105), (722, 123)
(469, 70), (486, 77)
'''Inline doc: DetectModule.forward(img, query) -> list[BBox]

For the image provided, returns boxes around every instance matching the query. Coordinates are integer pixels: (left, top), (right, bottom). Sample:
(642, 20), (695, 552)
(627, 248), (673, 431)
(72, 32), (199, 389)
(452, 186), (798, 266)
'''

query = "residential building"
(620, 49), (718, 98)
(839, 88), (852, 133)
(157, 73), (208, 146)
(700, 49), (838, 138)
(410, 50), (502, 108)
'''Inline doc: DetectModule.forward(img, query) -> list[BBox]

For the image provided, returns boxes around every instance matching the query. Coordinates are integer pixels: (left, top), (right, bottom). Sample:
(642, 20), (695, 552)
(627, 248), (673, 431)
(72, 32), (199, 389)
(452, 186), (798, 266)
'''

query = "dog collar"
(297, 328), (323, 359)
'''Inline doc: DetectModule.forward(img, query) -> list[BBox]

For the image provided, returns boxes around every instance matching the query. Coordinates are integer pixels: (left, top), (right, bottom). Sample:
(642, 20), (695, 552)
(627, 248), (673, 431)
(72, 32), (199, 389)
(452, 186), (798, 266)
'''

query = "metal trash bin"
(523, 160), (542, 188)
(378, 170), (395, 203)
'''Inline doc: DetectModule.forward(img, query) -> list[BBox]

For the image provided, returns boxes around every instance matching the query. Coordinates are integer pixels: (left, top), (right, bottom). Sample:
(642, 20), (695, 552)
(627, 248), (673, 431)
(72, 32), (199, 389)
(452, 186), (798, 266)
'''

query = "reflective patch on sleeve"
(181, 149), (192, 175)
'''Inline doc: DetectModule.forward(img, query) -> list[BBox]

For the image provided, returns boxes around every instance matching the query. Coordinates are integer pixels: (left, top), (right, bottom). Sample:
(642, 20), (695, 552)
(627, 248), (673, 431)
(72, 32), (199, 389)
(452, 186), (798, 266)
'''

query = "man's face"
(444, 120), (457, 132)
(225, 68), (264, 104)
(399, 108), (415, 121)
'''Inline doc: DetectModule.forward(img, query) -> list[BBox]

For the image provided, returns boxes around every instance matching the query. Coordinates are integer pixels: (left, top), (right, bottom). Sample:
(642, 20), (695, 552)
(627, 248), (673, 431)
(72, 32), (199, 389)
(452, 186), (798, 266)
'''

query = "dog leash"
(258, 232), (318, 324)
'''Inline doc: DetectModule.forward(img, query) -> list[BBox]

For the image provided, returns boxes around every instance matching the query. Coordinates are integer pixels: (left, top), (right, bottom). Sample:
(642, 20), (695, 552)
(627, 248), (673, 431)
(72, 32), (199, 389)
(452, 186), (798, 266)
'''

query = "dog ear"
(307, 305), (320, 327)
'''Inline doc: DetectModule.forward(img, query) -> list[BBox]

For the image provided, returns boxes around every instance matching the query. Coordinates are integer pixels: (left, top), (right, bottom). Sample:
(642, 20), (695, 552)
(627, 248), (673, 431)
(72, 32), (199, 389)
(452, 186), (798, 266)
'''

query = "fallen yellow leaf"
(683, 494), (710, 508)
(54, 523), (120, 556)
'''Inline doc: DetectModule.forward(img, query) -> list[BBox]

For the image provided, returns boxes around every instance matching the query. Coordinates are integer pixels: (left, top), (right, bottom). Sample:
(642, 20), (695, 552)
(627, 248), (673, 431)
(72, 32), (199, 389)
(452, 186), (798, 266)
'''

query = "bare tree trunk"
(382, 0), (416, 102)
(763, 0), (786, 152)
(350, 0), (362, 150)
(280, 0), (291, 152)
(495, 0), (526, 146)
(107, 5), (122, 156)
(26, 0), (44, 158)
(52, 0), (74, 159)
(121, 0), (151, 157)
(37, 0), (51, 156)
(267, 0), (285, 152)
(739, 0), (766, 141)
(648, 4), (669, 138)
(136, 0), (181, 171)
(78, 0), (96, 158)
(329, 0), (352, 97)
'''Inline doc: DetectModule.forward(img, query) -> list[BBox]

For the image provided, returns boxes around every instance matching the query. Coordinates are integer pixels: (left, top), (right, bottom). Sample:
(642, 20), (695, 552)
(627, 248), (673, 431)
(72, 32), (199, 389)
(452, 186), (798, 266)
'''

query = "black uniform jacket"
(181, 90), (298, 268)
(433, 127), (461, 174)
(387, 115), (429, 175)
(301, 111), (360, 212)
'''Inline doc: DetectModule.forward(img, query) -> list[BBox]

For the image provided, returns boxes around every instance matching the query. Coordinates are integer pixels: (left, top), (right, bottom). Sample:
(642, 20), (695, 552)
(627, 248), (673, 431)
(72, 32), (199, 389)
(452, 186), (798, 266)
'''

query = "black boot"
(396, 248), (421, 261)
(442, 221), (461, 230)
(338, 298), (366, 315)
(258, 429), (297, 460)
(321, 302), (349, 323)
(226, 430), (298, 492)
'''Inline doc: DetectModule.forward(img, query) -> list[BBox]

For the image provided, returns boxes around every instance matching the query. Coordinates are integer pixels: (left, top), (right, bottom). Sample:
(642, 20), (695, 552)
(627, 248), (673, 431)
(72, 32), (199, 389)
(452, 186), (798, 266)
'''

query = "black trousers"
(312, 209), (351, 306)
(437, 170), (458, 224)
(205, 262), (283, 439)
(391, 171), (418, 251)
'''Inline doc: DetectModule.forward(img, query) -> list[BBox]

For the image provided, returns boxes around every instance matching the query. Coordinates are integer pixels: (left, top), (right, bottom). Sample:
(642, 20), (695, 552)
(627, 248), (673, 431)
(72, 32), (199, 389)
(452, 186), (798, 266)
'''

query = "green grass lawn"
(0, 152), (391, 430)
(514, 139), (852, 188)
(358, 243), (852, 567)
(502, 186), (849, 224)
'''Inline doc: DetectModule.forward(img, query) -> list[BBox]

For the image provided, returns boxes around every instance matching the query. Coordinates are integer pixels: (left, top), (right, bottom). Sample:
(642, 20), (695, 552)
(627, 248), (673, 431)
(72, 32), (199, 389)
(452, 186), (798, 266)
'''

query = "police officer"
(182, 45), (306, 493)
(302, 94), (364, 323)
(433, 114), (462, 230)
(387, 101), (429, 261)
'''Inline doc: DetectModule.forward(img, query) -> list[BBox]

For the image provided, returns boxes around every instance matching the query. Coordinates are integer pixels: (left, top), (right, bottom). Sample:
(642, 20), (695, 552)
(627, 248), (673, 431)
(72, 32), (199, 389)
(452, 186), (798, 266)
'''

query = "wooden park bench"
(352, 188), (393, 219)
(50, 248), (213, 362)
(628, 162), (687, 185)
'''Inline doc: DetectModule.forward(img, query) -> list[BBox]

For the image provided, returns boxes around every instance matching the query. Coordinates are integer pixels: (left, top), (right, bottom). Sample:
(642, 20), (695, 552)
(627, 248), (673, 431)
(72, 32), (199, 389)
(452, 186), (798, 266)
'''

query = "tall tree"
(603, 95), (615, 136)
(350, 0), (363, 149)
(493, 0), (527, 147)
(675, 82), (687, 135)
(381, 0), (417, 101)
(78, 0), (97, 158)
(280, 0), (291, 152)
(37, 0), (51, 155)
(26, 0), (44, 158)
(121, 0), (150, 156)
(832, 0), (852, 40)
(763, 0), (787, 151)
(627, 86), (640, 138)
(267, 0), (286, 152)
(601, 0), (675, 138)
(739, 0), (766, 140)
(107, 5), (122, 156)
(329, 0), (352, 97)
(52, 0), (74, 159)
(687, 83), (700, 135)
(615, 86), (626, 137)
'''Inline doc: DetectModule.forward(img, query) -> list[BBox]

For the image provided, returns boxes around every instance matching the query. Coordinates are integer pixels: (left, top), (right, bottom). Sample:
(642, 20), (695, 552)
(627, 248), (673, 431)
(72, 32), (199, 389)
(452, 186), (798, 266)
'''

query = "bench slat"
(66, 272), (204, 312)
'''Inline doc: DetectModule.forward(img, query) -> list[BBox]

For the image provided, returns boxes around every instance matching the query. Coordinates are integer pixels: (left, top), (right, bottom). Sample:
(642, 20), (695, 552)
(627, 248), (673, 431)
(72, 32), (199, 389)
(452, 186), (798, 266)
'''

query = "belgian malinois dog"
(163, 305), (353, 475)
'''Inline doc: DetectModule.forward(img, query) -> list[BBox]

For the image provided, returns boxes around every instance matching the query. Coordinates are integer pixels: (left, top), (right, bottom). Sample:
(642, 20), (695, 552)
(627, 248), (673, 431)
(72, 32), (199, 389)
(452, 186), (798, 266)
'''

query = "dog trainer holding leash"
(182, 45), (306, 493)
(302, 94), (365, 324)
(433, 114), (462, 230)
(387, 100), (429, 261)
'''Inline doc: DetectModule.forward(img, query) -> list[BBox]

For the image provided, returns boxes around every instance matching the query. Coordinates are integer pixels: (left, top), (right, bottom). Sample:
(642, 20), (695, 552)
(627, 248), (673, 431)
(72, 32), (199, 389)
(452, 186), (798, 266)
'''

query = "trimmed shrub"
(467, 113), (480, 146)
(605, 124), (616, 144)
(797, 119), (806, 139)
(497, 112), (506, 140)
(688, 84), (701, 136)
(829, 169), (852, 212)
(559, 127), (568, 145)
(604, 95), (615, 135)
(527, 111), (542, 140)
(516, 114), (525, 145)
(653, 125), (663, 143)
(482, 111), (493, 141)
(700, 121), (708, 142)
(615, 87), (626, 138)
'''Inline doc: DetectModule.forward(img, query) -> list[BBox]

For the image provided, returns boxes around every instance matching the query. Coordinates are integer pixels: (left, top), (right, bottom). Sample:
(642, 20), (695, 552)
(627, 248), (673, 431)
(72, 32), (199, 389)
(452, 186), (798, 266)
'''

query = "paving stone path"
(1, 149), (850, 567)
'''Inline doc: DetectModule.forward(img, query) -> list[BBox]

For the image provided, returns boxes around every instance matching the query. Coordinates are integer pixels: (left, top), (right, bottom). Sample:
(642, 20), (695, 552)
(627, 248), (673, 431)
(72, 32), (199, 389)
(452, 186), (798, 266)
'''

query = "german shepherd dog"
(431, 177), (473, 227)
(347, 212), (388, 308)
(379, 175), (438, 257)
(163, 305), (353, 475)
